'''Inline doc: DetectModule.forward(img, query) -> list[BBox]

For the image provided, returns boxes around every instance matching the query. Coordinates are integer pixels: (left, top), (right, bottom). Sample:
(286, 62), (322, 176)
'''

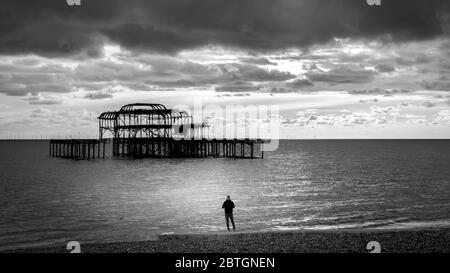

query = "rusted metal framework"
(98, 103), (208, 140)
(50, 103), (264, 159)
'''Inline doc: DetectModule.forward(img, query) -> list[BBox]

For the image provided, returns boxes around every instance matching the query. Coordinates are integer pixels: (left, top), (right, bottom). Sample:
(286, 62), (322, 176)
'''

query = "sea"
(0, 140), (449, 250)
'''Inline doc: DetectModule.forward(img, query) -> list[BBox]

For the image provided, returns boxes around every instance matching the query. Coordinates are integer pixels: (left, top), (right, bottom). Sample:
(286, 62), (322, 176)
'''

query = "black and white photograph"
(0, 0), (449, 266)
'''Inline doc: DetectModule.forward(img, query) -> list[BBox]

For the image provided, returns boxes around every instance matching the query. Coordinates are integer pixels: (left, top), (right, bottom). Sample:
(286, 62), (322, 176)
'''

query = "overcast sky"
(1, 0), (450, 139)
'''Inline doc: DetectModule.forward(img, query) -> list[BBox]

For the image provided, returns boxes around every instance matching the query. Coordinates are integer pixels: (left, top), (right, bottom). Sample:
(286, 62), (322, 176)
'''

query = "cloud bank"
(0, 0), (449, 56)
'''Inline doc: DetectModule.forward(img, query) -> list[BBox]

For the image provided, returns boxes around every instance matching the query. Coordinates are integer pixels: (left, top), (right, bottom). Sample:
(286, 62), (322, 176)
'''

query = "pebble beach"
(4, 228), (450, 253)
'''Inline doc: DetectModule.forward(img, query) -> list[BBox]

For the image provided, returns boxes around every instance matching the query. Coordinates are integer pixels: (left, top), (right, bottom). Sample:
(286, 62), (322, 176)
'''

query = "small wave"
(270, 217), (413, 230)
(373, 219), (450, 230)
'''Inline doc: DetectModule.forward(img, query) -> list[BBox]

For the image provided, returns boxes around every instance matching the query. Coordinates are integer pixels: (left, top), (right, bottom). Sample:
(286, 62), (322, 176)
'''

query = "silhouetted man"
(222, 195), (235, 231)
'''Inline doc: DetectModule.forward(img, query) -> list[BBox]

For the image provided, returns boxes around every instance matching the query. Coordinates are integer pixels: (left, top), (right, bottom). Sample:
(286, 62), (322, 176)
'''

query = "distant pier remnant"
(49, 139), (107, 160)
(50, 103), (265, 159)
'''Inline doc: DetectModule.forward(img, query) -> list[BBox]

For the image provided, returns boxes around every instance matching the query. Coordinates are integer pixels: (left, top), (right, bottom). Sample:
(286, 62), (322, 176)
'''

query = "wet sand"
(4, 228), (450, 253)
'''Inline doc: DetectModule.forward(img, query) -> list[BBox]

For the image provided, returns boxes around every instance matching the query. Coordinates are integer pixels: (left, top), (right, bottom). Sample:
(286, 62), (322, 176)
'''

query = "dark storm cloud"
(306, 65), (377, 84)
(375, 63), (396, 73)
(22, 94), (63, 105)
(0, 83), (73, 97)
(1, 0), (449, 56)
(349, 88), (412, 96)
(421, 79), (450, 91)
(422, 101), (437, 108)
(84, 92), (114, 100)
(215, 85), (261, 93)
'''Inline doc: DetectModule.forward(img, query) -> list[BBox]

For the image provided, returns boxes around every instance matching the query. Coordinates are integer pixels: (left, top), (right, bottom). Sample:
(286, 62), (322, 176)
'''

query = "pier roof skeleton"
(98, 103), (208, 140)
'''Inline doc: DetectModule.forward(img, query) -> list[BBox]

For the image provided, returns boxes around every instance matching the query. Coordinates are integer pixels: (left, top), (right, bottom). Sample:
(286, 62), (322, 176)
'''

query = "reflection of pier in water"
(50, 103), (264, 160)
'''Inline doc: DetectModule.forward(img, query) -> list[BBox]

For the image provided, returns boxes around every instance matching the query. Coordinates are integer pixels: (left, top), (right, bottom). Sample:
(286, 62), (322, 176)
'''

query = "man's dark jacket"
(222, 200), (235, 214)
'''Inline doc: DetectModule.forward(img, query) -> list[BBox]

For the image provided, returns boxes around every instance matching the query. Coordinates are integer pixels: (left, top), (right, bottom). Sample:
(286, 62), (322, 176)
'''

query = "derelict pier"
(50, 103), (264, 159)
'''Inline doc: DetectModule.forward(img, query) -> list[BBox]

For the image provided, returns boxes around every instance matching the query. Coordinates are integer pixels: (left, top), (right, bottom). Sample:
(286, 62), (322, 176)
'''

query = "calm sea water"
(0, 140), (449, 250)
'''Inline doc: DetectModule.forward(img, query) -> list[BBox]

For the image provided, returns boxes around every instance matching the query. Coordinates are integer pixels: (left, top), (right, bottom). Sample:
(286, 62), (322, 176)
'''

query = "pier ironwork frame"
(50, 103), (264, 159)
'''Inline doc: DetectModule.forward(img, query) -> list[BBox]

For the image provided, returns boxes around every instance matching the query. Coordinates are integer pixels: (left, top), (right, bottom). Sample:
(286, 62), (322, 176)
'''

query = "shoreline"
(3, 228), (450, 253)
